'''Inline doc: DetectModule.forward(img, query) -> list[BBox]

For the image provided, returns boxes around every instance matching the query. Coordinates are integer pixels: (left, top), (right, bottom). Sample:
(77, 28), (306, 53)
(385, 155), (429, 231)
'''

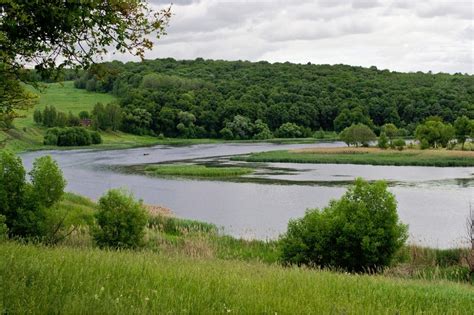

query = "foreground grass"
(1, 242), (473, 314)
(234, 147), (474, 167)
(144, 164), (253, 179)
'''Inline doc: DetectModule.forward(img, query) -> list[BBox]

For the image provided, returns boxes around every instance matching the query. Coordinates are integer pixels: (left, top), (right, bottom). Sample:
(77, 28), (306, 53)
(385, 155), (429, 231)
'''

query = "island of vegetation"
(144, 164), (253, 178)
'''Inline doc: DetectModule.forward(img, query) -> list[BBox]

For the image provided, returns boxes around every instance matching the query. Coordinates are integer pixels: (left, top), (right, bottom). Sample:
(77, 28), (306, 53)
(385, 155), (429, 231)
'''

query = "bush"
(43, 127), (101, 146)
(29, 156), (66, 208)
(90, 131), (102, 144)
(280, 178), (408, 272)
(340, 123), (376, 147)
(0, 214), (8, 241)
(93, 189), (148, 249)
(392, 138), (406, 151)
(276, 122), (306, 138)
(377, 132), (389, 149)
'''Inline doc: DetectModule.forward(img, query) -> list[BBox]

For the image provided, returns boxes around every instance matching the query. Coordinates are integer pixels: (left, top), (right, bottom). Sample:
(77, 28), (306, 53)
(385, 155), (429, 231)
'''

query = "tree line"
(73, 58), (473, 139)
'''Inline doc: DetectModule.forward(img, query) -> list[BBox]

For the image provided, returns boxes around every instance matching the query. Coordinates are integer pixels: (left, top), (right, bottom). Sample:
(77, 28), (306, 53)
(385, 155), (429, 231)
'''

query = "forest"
(73, 58), (474, 139)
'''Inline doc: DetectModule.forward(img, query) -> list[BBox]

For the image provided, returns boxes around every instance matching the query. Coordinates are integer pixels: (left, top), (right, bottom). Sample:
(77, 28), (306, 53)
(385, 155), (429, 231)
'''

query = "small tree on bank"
(340, 124), (376, 147)
(279, 178), (408, 272)
(93, 189), (148, 249)
(454, 116), (472, 150)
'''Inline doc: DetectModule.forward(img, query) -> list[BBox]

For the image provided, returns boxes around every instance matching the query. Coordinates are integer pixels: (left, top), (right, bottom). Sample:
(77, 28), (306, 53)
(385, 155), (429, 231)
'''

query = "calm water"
(20, 142), (474, 248)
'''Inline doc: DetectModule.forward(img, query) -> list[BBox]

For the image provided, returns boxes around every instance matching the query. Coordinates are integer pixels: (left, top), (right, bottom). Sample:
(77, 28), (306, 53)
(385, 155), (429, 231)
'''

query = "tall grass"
(1, 242), (473, 314)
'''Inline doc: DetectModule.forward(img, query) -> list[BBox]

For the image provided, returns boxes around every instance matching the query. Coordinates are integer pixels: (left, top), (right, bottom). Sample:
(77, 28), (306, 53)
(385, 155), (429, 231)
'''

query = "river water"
(20, 142), (474, 248)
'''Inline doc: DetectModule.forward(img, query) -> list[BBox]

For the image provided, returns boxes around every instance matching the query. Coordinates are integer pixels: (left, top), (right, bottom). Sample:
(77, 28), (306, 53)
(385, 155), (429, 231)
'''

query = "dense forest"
(73, 58), (474, 139)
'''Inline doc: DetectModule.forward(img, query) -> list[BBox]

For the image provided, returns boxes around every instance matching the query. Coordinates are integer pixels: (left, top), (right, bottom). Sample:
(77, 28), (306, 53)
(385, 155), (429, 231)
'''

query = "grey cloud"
(135, 0), (473, 74)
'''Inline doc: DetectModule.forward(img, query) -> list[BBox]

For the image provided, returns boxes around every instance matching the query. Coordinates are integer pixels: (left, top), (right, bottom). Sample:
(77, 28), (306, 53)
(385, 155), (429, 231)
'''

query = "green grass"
(144, 164), (254, 178)
(234, 148), (474, 167)
(1, 242), (473, 314)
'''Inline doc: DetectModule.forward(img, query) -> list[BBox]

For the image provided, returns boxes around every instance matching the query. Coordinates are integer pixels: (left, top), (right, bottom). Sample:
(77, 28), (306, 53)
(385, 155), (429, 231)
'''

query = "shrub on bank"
(279, 178), (408, 272)
(44, 127), (102, 146)
(93, 189), (148, 249)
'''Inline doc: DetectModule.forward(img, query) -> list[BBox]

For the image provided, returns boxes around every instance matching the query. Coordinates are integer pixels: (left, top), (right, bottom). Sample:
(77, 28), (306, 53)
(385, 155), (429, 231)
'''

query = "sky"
(109, 0), (473, 74)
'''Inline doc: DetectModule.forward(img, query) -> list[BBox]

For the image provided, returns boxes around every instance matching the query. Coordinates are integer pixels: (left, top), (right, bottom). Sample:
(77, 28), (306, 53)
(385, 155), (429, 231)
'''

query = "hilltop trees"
(73, 59), (473, 139)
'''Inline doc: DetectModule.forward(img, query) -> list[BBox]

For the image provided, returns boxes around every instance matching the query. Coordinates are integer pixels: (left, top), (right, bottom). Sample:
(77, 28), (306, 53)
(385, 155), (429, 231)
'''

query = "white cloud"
(109, 0), (473, 73)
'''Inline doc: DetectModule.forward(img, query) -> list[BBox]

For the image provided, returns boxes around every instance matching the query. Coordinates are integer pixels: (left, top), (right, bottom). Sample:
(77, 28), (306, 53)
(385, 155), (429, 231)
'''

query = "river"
(20, 141), (474, 248)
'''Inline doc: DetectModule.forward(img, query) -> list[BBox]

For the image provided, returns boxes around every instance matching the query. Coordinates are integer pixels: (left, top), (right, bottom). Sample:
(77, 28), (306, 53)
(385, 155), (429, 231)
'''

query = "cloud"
(113, 0), (473, 74)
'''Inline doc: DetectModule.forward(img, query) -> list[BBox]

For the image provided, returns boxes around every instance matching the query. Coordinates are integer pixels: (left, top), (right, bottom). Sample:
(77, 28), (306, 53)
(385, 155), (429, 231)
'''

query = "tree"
(415, 120), (455, 148)
(92, 189), (148, 249)
(33, 109), (43, 125)
(276, 122), (306, 138)
(0, 151), (26, 226)
(454, 116), (472, 150)
(1, 1), (171, 123)
(381, 123), (399, 143)
(279, 178), (408, 272)
(378, 132), (389, 149)
(29, 156), (66, 208)
(340, 124), (376, 147)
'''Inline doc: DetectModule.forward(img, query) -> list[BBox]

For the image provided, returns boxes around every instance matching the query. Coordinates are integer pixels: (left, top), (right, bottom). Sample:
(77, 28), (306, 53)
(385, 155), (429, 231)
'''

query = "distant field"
(234, 147), (474, 167)
(1, 242), (473, 314)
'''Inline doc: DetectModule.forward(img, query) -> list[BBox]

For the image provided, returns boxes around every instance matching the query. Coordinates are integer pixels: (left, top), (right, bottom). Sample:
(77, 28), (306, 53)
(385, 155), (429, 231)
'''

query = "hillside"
(0, 82), (189, 152)
(75, 59), (474, 138)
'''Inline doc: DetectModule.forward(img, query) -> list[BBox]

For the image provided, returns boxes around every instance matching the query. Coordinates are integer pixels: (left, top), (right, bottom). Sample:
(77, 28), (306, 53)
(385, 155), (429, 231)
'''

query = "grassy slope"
(0, 82), (221, 152)
(234, 147), (474, 167)
(1, 243), (473, 314)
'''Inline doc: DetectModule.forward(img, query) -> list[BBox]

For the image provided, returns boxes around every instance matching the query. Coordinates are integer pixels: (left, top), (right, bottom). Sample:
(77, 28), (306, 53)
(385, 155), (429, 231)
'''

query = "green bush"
(0, 214), (8, 241)
(43, 127), (102, 146)
(29, 156), (66, 208)
(280, 178), (408, 272)
(93, 189), (148, 249)
(340, 124), (376, 147)
(377, 132), (389, 149)
(90, 131), (102, 144)
(392, 138), (406, 151)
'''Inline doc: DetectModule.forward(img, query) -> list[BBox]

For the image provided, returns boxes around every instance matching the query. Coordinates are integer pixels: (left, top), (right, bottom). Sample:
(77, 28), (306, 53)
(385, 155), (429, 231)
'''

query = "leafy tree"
(29, 156), (66, 208)
(276, 122), (306, 138)
(334, 107), (373, 132)
(279, 178), (408, 272)
(92, 189), (148, 249)
(67, 111), (81, 126)
(78, 111), (90, 120)
(381, 123), (399, 140)
(415, 120), (455, 148)
(340, 124), (376, 147)
(0, 151), (26, 227)
(33, 109), (43, 124)
(454, 116), (472, 150)
(253, 119), (273, 140)
(55, 112), (68, 127)
(0, 214), (7, 241)
(1, 1), (170, 125)
(377, 132), (389, 149)
(223, 115), (254, 140)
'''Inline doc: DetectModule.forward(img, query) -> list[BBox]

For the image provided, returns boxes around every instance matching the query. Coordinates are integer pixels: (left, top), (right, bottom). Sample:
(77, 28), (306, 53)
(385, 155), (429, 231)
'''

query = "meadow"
(234, 147), (474, 167)
(1, 242), (473, 314)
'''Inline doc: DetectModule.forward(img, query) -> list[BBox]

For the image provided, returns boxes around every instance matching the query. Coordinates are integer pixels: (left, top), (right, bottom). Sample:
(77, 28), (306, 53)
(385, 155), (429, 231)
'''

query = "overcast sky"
(110, 0), (473, 74)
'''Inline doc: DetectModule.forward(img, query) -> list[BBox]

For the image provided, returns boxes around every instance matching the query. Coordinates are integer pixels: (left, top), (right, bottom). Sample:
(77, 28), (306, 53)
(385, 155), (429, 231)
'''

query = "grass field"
(144, 164), (254, 179)
(234, 147), (474, 167)
(1, 242), (473, 314)
(1, 192), (473, 313)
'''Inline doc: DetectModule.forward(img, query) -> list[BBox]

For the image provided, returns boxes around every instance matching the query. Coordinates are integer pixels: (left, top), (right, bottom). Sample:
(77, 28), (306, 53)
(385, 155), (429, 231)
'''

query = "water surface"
(20, 142), (474, 248)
